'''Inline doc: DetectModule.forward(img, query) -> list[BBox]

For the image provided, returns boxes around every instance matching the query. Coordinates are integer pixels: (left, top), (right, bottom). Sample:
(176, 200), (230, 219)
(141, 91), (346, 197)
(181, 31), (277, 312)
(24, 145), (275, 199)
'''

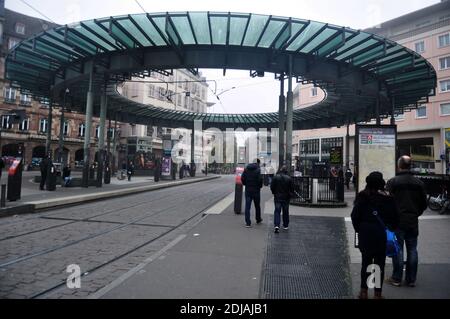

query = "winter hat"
(365, 171), (386, 190)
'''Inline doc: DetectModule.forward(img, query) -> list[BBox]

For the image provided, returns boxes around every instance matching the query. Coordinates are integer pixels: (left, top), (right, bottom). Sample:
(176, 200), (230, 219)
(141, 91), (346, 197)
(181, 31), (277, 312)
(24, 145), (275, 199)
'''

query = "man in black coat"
(270, 165), (293, 233)
(241, 159), (263, 227)
(39, 156), (49, 190)
(386, 156), (427, 287)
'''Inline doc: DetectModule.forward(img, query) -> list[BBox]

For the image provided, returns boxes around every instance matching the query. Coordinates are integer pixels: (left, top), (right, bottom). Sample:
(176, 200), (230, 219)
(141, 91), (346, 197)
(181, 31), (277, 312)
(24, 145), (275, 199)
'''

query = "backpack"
(373, 210), (401, 257)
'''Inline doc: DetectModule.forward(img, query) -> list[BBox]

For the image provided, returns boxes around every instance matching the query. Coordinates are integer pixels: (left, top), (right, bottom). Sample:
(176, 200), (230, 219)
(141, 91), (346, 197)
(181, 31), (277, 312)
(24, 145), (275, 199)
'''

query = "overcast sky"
(6, 0), (440, 114)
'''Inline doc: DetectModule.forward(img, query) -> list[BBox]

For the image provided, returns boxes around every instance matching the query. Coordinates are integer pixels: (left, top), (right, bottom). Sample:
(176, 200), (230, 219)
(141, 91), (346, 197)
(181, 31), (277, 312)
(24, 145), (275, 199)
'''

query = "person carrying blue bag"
(351, 171), (399, 299)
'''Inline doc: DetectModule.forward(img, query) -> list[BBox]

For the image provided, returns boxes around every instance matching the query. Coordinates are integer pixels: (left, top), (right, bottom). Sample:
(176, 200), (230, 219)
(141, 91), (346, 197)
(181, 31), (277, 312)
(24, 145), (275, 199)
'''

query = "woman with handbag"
(351, 171), (399, 299)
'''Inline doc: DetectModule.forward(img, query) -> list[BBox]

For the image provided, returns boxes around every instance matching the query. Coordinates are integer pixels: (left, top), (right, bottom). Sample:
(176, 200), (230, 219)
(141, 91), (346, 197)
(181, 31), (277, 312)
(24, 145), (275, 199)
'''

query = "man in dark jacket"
(39, 156), (49, 190)
(241, 159), (263, 227)
(270, 165), (293, 233)
(386, 156), (427, 287)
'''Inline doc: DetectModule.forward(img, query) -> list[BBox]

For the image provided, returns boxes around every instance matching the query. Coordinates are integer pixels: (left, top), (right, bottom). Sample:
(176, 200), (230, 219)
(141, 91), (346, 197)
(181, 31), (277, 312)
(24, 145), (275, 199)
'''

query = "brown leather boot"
(374, 291), (384, 299)
(358, 288), (368, 299)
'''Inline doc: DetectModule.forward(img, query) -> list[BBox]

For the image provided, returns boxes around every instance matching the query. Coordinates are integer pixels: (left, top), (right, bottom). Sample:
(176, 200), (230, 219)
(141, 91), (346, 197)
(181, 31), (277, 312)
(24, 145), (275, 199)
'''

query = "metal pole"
(376, 82), (381, 125)
(390, 96), (396, 125)
(58, 89), (69, 168)
(82, 64), (94, 188)
(112, 112), (118, 175)
(45, 99), (53, 158)
(278, 74), (285, 170)
(97, 90), (107, 187)
(286, 56), (294, 175)
(346, 123), (350, 169)
(191, 124), (195, 176)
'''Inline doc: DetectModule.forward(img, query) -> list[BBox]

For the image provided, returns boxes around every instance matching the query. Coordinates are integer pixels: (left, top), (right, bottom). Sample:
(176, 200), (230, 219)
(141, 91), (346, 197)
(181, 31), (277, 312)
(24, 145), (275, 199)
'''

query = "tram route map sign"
(356, 125), (397, 193)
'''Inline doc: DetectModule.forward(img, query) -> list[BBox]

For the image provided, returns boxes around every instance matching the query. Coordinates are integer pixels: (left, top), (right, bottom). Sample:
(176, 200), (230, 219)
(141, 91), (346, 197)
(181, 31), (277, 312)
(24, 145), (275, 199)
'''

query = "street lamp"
(58, 88), (69, 168)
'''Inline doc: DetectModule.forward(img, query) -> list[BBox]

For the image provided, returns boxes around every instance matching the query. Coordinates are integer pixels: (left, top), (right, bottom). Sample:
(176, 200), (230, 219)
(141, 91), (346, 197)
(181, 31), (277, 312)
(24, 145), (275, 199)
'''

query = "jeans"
(274, 200), (289, 228)
(245, 191), (261, 226)
(361, 252), (386, 292)
(391, 229), (418, 284)
(40, 172), (47, 190)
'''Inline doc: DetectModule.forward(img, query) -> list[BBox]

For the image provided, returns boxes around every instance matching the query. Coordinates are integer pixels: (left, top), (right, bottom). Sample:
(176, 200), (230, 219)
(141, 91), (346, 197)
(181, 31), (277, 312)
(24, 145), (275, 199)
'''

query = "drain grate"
(261, 216), (352, 299)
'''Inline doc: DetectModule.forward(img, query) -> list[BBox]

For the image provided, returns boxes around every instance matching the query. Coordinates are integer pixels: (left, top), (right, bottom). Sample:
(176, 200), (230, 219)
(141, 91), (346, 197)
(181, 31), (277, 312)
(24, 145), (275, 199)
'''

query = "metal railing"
(292, 176), (312, 204)
(291, 176), (345, 204)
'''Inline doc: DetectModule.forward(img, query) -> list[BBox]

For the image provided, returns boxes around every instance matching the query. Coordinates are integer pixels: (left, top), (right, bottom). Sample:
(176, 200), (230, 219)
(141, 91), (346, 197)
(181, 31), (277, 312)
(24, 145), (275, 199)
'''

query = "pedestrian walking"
(270, 165), (293, 233)
(0, 157), (4, 181)
(386, 156), (427, 287)
(345, 169), (353, 190)
(351, 171), (399, 299)
(241, 159), (263, 227)
(39, 155), (49, 190)
(127, 161), (134, 181)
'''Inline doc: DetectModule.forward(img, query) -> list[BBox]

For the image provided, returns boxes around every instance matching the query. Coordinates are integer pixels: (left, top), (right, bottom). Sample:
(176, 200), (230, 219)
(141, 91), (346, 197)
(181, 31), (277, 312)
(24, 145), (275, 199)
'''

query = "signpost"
(355, 125), (397, 193)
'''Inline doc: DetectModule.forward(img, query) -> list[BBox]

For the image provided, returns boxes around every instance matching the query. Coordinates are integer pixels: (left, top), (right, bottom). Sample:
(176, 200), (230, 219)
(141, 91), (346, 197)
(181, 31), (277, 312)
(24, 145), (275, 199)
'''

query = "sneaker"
(283, 226), (289, 230)
(274, 227), (280, 234)
(386, 278), (401, 287)
(256, 219), (263, 224)
(407, 282), (416, 287)
(245, 224), (252, 228)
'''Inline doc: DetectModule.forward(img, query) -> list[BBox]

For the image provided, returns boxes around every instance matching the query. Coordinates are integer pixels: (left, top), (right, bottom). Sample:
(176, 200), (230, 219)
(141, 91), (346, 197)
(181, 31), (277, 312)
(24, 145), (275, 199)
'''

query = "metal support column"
(58, 89), (69, 168)
(286, 56), (294, 175)
(97, 91), (107, 187)
(190, 124), (195, 177)
(376, 82), (381, 125)
(346, 123), (350, 169)
(82, 66), (94, 188)
(390, 96), (396, 125)
(45, 99), (53, 158)
(278, 74), (286, 170)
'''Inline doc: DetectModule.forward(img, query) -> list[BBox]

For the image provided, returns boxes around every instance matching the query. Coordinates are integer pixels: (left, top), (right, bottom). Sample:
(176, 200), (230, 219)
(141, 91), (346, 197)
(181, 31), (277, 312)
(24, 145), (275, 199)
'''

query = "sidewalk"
(94, 188), (450, 299)
(0, 172), (220, 217)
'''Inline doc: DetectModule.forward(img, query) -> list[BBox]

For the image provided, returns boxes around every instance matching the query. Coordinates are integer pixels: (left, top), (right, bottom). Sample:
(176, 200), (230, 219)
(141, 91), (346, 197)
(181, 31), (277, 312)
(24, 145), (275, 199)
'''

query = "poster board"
(329, 146), (343, 165)
(355, 125), (397, 193)
(161, 157), (172, 177)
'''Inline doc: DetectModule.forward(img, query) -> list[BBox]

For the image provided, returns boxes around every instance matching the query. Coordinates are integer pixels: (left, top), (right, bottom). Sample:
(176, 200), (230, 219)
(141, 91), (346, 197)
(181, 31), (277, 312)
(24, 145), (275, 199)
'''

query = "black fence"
(292, 176), (345, 204)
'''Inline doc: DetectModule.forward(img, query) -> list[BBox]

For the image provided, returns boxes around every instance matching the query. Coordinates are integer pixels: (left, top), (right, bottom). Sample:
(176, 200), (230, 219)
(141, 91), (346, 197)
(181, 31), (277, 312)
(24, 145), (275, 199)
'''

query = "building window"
(311, 87), (318, 97)
(440, 103), (450, 116)
(95, 126), (100, 138)
(8, 37), (20, 50)
(438, 33), (450, 48)
(19, 118), (29, 131)
(177, 94), (182, 107)
(184, 96), (190, 109)
(3, 87), (16, 103)
(416, 105), (427, 118)
(20, 93), (31, 106)
(439, 56), (450, 70)
(2, 116), (12, 129)
(440, 80), (450, 92)
(78, 123), (85, 137)
(158, 87), (166, 100)
(15, 23), (25, 35)
(147, 84), (155, 98)
(39, 119), (48, 133)
(414, 41), (425, 54)
(63, 121), (69, 136)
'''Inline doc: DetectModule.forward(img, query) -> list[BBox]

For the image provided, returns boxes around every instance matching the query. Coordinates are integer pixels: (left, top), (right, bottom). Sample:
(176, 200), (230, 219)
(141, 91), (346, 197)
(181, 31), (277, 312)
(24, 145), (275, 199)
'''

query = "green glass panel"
(130, 14), (166, 45)
(375, 51), (408, 65)
(274, 21), (291, 49)
(286, 21), (323, 51)
(109, 22), (135, 48)
(8, 62), (42, 77)
(188, 12), (211, 44)
(171, 16), (196, 44)
(15, 51), (52, 70)
(210, 16), (228, 45)
(153, 17), (169, 40)
(165, 18), (180, 46)
(335, 38), (378, 61)
(243, 14), (269, 46)
(82, 20), (120, 48)
(377, 59), (414, 75)
(118, 19), (151, 46)
(42, 31), (83, 56)
(74, 25), (116, 50)
(353, 45), (385, 66)
(334, 32), (371, 54)
(229, 16), (248, 45)
(300, 28), (337, 53)
(34, 41), (71, 62)
(66, 30), (97, 54)
(258, 20), (285, 48)
(318, 32), (350, 56)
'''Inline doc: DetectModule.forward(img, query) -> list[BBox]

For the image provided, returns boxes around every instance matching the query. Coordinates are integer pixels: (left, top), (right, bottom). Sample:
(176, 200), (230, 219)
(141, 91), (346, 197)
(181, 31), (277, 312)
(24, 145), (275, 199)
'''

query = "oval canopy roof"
(5, 11), (436, 129)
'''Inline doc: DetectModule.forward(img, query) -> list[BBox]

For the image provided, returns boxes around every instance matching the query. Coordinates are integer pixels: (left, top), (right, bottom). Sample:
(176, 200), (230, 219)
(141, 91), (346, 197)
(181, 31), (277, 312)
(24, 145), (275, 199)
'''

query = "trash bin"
(104, 165), (111, 184)
(7, 159), (23, 201)
(234, 167), (244, 214)
(46, 162), (57, 191)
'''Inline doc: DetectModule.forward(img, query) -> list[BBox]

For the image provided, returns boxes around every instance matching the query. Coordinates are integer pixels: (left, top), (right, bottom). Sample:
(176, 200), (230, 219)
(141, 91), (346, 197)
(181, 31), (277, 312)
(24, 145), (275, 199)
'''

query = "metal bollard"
(1, 184), (6, 208)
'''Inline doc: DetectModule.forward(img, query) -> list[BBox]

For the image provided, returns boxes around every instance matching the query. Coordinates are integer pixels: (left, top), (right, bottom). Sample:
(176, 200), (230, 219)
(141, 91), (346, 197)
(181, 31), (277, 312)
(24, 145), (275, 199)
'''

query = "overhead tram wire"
(134, 0), (147, 13)
(18, 0), (57, 24)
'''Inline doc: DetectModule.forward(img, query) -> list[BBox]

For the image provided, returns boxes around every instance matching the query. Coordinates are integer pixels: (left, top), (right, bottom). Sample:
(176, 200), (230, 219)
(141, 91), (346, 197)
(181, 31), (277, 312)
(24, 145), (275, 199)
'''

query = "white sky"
(6, 0), (440, 114)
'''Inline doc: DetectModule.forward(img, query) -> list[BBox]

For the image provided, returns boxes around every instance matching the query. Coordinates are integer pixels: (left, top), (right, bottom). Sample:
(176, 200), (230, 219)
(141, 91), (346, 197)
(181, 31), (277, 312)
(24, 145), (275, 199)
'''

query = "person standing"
(39, 156), (49, 190)
(351, 171), (399, 299)
(241, 159), (263, 227)
(270, 165), (293, 233)
(386, 156), (427, 287)
(0, 157), (5, 182)
(127, 161), (134, 182)
(345, 169), (353, 190)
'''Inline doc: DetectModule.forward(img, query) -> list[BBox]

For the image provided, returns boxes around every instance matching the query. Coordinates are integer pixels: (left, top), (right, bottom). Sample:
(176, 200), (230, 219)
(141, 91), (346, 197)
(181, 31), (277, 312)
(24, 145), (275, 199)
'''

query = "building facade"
(293, 0), (450, 175)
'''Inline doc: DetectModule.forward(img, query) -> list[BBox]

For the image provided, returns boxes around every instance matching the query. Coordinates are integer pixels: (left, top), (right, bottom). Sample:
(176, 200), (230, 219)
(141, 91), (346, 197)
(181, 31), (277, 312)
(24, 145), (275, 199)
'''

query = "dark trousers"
(274, 199), (289, 228)
(40, 172), (47, 190)
(361, 252), (386, 292)
(128, 173), (132, 181)
(392, 228), (418, 284)
(245, 191), (261, 226)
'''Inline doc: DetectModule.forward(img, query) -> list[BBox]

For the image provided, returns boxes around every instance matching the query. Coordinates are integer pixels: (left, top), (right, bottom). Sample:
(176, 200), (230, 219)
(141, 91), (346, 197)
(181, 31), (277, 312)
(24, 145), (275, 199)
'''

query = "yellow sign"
(446, 128), (450, 148)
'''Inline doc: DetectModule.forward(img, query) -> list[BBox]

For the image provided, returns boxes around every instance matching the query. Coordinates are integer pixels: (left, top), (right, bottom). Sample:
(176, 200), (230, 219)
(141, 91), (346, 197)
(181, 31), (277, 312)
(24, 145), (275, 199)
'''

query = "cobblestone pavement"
(0, 176), (233, 299)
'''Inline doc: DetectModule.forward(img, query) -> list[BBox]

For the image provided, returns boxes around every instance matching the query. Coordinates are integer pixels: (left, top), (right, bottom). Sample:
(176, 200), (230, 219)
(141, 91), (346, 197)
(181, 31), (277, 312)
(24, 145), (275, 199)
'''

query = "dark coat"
(351, 191), (400, 255)
(386, 172), (427, 233)
(270, 172), (293, 201)
(241, 163), (263, 193)
(39, 158), (49, 174)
